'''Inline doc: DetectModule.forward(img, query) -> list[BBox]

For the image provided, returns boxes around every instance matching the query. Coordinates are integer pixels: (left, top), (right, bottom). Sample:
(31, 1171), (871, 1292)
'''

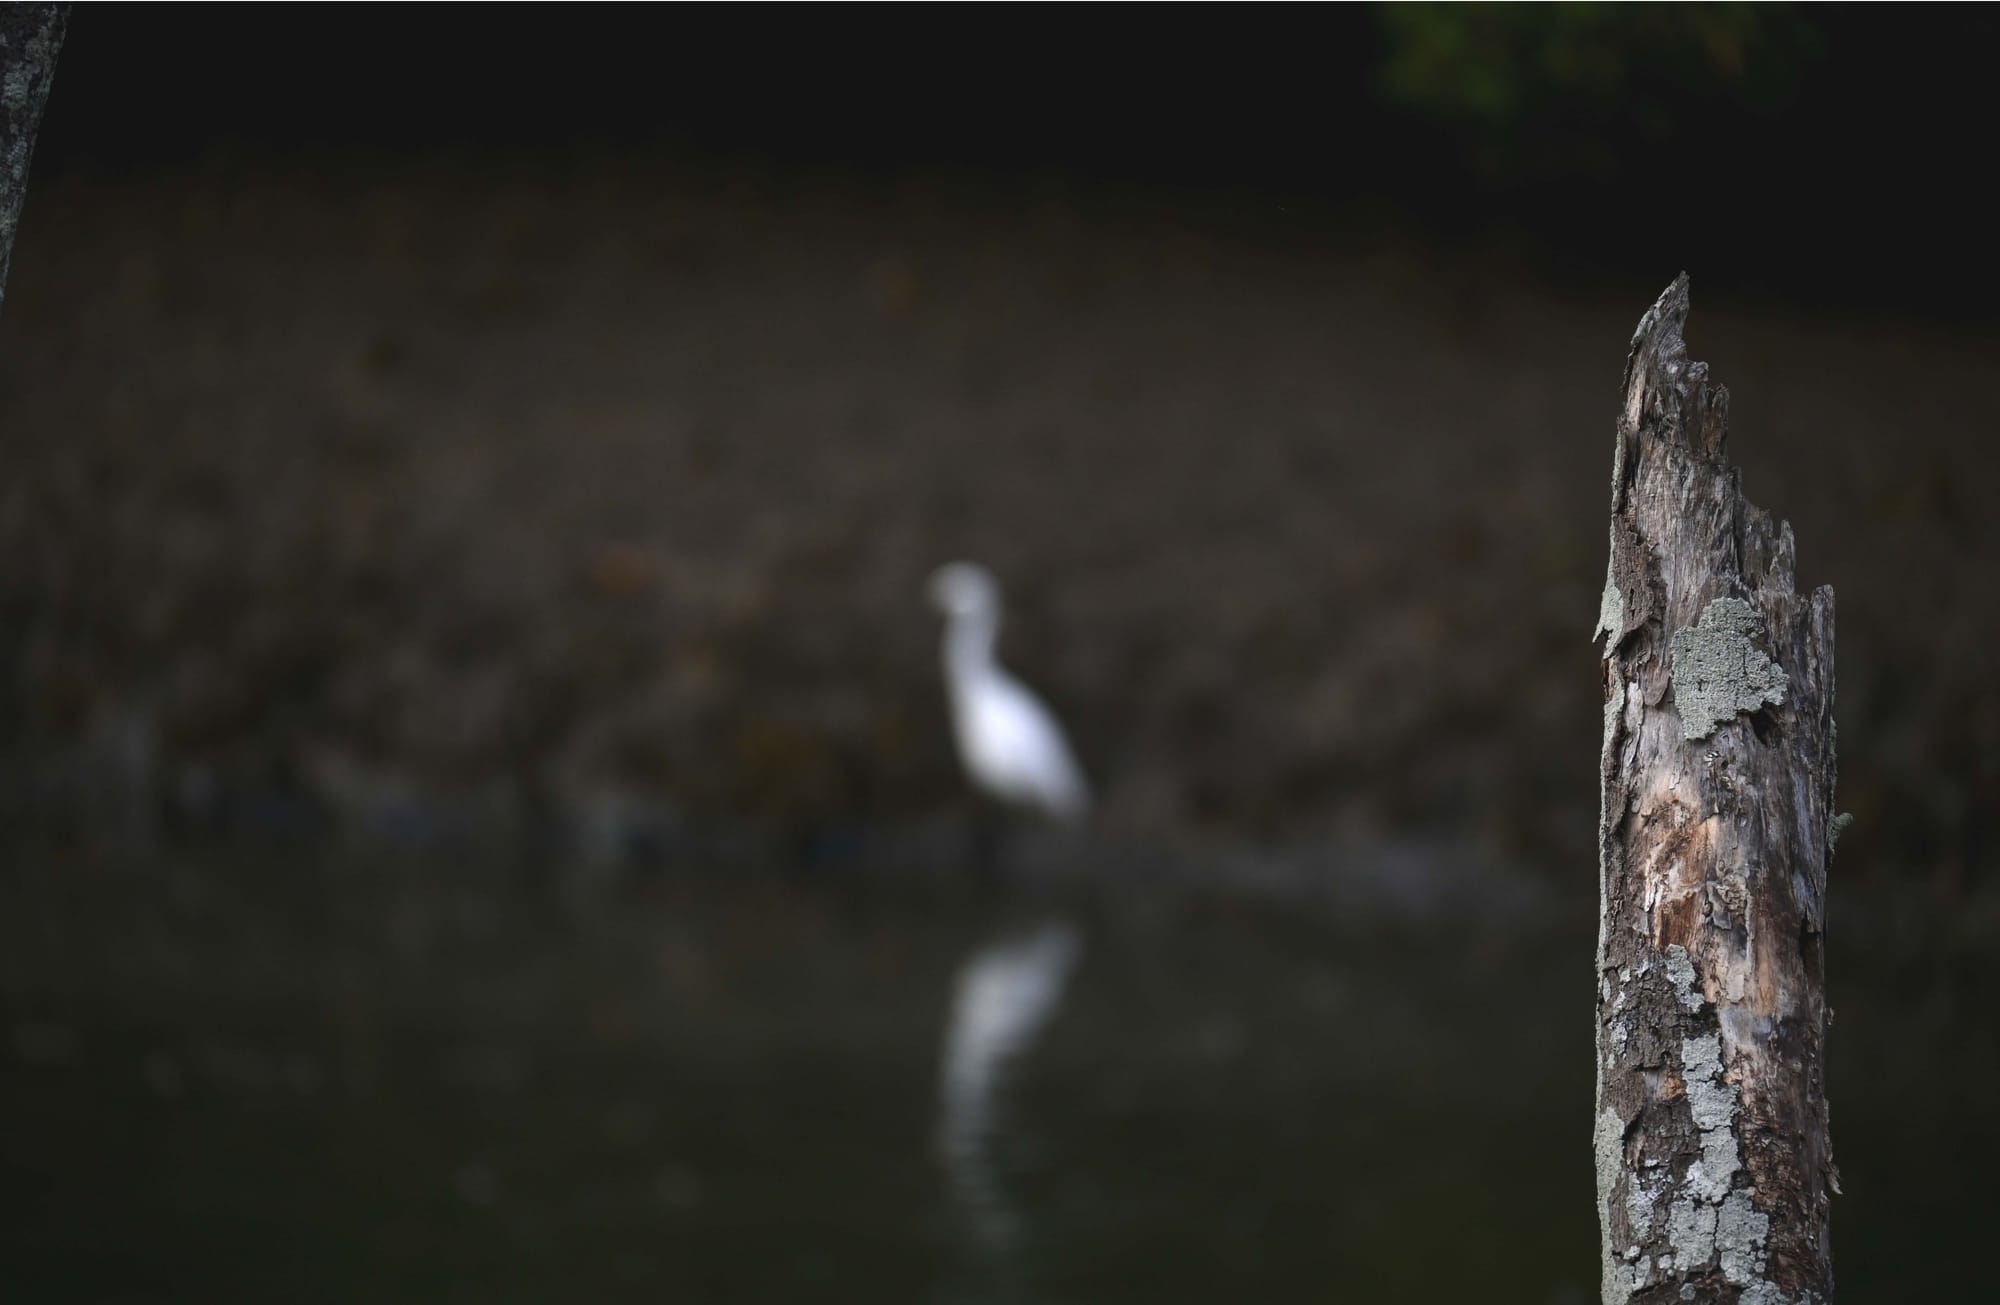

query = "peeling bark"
(0, 2), (68, 315)
(1594, 276), (1840, 1304)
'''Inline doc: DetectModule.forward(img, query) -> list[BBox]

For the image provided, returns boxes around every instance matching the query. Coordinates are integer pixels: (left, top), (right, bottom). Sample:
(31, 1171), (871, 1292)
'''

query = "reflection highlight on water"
(937, 917), (1085, 1263)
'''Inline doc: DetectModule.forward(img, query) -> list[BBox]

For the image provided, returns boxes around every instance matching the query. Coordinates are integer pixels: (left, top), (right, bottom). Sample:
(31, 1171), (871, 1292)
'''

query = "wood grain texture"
(1594, 275), (1839, 1304)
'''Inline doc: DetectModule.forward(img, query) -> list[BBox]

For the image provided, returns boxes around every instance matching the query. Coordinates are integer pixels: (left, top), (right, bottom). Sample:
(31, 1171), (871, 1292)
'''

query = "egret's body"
(927, 562), (1089, 824)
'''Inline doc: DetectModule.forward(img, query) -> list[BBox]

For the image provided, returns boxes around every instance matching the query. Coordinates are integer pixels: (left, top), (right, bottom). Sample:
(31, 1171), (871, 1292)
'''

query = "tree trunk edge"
(0, 2), (70, 316)
(1594, 274), (1842, 1304)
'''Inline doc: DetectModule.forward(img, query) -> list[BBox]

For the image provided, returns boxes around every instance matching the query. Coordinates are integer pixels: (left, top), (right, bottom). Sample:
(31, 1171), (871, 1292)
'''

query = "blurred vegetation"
(1377, 4), (1824, 180)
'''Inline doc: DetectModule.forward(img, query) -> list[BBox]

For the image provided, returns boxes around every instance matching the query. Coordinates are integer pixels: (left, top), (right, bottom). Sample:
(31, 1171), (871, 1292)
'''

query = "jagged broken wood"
(0, 2), (68, 315)
(1593, 275), (1841, 1304)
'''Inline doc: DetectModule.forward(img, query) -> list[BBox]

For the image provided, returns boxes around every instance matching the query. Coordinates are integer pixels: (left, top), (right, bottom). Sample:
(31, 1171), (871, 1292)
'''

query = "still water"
(2, 840), (1991, 1302)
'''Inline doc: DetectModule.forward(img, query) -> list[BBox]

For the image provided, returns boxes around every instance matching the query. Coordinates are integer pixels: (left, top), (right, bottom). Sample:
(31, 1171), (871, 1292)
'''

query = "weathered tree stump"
(1593, 275), (1841, 1304)
(0, 2), (69, 315)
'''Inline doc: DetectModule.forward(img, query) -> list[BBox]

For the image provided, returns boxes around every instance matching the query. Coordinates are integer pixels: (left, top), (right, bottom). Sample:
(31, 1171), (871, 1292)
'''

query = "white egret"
(926, 562), (1090, 825)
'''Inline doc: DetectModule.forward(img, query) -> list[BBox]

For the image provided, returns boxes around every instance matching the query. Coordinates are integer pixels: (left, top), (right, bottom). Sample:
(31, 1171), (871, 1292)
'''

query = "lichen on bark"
(1669, 598), (1788, 740)
(1594, 275), (1837, 1304)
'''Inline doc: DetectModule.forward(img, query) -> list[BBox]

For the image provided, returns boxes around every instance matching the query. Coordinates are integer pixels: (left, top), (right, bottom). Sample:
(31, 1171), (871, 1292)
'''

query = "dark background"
(31, 6), (2000, 316)
(8, 2), (1993, 886)
(3, 6), (1997, 1303)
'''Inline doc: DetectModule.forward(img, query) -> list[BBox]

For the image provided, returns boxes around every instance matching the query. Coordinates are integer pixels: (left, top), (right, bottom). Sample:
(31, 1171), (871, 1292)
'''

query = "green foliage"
(1376, 4), (1823, 179)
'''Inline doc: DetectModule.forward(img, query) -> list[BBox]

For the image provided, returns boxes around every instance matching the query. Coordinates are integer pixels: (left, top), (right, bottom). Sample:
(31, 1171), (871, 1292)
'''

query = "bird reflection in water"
(935, 916), (1084, 1282)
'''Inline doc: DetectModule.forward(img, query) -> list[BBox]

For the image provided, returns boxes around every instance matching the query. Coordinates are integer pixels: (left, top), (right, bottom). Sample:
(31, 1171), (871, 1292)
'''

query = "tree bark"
(1593, 275), (1841, 1304)
(0, 2), (68, 316)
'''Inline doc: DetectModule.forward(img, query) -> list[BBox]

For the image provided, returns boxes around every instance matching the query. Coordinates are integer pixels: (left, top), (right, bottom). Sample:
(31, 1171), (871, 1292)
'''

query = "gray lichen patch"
(1594, 576), (1625, 654)
(1666, 1196), (1718, 1267)
(1716, 1189), (1772, 1285)
(1595, 1011), (1771, 1303)
(1738, 1283), (1816, 1305)
(1596, 1106), (1636, 1305)
(1680, 1033), (1742, 1201)
(1669, 597), (1787, 740)
(1664, 944), (1703, 1011)
(1647, 1026), (1785, 1296)
(1625, 1169), (1663, 1242)
(1828, 811), (1854, 856)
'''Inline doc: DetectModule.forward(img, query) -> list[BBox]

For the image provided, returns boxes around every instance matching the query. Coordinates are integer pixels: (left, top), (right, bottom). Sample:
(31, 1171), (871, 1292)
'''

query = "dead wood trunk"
(0, 2), (69, 315)
(1593, 275), (1841, 1304)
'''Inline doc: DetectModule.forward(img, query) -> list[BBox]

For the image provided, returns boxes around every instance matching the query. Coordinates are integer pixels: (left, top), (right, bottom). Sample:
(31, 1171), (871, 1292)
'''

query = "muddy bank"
(2, 159), (1994, 886)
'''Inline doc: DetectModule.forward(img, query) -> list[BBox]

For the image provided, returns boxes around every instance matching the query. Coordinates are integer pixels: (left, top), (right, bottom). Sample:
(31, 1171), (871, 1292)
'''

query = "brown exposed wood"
(0, 2), (68, 315)
(1594, 275), (1840, 1304)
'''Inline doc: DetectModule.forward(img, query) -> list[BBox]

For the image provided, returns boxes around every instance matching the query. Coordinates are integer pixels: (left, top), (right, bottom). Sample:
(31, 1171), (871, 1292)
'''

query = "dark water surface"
(2, 841), (1992, 1303)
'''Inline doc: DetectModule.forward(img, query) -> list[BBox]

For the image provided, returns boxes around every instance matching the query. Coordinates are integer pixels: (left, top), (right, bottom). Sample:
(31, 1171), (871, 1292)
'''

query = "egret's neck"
(944, 605), (1001, 692)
